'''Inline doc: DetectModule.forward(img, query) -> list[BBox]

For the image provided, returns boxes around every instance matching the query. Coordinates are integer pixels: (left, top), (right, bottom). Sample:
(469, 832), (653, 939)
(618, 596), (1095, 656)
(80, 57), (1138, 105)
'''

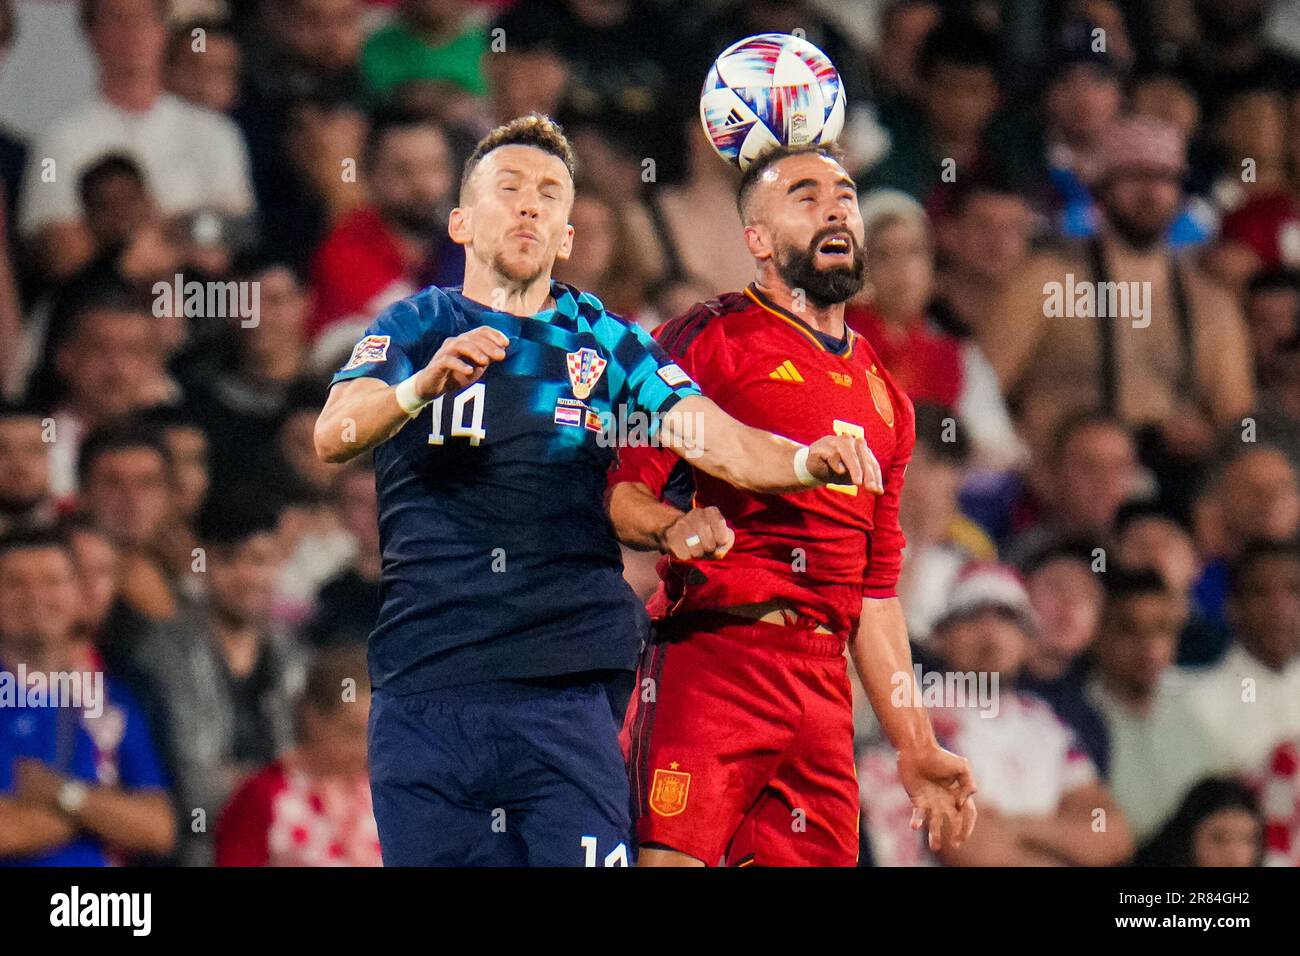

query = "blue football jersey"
(330, 282), (701, 694)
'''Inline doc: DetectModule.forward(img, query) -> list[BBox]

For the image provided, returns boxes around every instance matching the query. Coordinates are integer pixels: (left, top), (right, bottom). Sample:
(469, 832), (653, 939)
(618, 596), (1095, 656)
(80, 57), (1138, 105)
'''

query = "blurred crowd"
(0, 0), (1299, 867)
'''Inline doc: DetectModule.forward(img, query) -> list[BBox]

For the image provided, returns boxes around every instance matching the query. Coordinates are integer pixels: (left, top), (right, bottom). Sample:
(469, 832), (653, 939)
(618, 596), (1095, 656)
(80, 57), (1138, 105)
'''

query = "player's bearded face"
(774, 225), (867, 308)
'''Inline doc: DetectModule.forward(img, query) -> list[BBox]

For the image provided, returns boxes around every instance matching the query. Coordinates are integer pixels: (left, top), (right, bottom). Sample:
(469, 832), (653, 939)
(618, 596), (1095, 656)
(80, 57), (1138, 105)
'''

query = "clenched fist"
(655, 505), (735, 560)
(805, 434), (884, 493)
(415, 326), (510, 399)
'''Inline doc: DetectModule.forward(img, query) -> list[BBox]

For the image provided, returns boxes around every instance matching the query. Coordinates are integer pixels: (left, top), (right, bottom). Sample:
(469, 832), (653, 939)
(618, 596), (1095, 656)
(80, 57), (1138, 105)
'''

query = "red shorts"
(620, 613), (859, 866)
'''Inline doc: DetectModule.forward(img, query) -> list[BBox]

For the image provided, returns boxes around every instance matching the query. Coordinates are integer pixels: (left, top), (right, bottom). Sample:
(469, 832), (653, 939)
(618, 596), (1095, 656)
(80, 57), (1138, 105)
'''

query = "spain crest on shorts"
(649, 765), (691, 817)
(566, 347), (607, 400)
(865, 365), (894, 428)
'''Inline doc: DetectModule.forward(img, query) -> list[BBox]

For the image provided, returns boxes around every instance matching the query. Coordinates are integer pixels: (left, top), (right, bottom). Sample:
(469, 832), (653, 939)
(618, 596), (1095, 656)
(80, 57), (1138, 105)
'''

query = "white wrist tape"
(793, 445), (825, 487)
(394, 375), (431, 417)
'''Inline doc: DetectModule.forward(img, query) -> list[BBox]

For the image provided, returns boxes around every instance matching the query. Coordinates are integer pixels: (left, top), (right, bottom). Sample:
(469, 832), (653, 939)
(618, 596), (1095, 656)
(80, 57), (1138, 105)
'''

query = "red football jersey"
(609, 285), (916, 638)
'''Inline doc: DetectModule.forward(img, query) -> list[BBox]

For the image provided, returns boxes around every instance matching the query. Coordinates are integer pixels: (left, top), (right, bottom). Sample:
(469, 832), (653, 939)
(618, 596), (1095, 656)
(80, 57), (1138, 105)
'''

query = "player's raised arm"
(658, 393), (883, 495)
(314, 326), (509, 463)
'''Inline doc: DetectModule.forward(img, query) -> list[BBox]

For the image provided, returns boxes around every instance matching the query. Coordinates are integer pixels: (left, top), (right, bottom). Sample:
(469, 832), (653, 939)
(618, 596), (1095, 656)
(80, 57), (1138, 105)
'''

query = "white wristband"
(394, 375), (431, 417)
(57, 779), (89, 816)
(793, 445), (825, 487)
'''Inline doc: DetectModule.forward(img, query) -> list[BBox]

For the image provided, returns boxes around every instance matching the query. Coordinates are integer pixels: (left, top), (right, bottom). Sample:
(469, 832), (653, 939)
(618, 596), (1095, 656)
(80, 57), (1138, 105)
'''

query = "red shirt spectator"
(1220, 190), (1300, 270)
(846, 303), (962, 408)
(216, 754), (381, 867)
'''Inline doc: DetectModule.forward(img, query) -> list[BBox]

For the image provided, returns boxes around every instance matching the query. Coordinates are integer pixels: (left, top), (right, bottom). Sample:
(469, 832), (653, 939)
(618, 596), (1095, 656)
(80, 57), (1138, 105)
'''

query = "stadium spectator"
(1190, 443), (1300, 634)
(896, 402), (995, 642)
(484, 25), (569, 127)
(847, 189), (1024, 470)
(76, 422), (182, 623)
(867, 0), (941, 107)
(1004, 411), (1142, 566)
(165, 18), (243, 114)
(1175, 0), (1300, 122)
(1183, 541), (1300, 776)
(980, 115), (1256, 485)
(643, 117), (752, 297)
(216, 647), (379, 866)
(272, 392), (355, 626)
(1135, 777), (1265, 867)
(361, 0), (490, 105)
(868, 15), (1017, 216)
(552, 190), (647, 318)
(859, 563), (1135, 866)
(303, 461), (379, 649)
(0, 402), (54, 535)
(1017, 542), (1110, 775)
(235, 0), (367, 270)
(931, 174), (1038, 341)
(184, 261), (319, 498)
(0, 529), (175, 865)
(17, 0), (256, 281)
(1086, 568), (1213, 841)
(1113, 499), (1224, 666)
(309, 110), (460, 357)
(43, 301), (180, 506)
(491, 0), (703, 185)
(1255, 738), (1300, 865)
(129, 495), (305, 866)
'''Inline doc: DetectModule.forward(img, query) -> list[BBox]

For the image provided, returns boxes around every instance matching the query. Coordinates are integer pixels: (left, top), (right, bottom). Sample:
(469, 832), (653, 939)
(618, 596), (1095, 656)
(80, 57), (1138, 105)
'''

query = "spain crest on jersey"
(649, 766), (691, 817)
(865, 366), (894, 428)
(566, 347), (608, 400)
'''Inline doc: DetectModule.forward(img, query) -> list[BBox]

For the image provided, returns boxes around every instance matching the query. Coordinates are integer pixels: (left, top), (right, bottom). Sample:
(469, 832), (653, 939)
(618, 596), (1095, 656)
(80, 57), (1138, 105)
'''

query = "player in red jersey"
(607, 144), (978, 866)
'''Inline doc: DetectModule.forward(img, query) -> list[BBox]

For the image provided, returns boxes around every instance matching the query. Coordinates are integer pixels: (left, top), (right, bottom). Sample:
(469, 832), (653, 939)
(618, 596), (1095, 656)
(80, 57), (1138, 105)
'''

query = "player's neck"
(461, 260), (554, 317)
(752, 279), (846, 338)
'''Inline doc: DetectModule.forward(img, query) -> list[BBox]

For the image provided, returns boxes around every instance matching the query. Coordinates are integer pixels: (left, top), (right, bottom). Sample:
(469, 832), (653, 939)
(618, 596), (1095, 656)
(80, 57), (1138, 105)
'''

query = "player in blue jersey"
(313, 115), (880, 866)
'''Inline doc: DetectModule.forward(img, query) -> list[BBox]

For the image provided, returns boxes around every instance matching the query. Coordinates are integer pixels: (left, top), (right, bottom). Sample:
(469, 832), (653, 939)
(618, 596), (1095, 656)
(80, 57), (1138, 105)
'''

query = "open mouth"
(816, 234), (853, 258)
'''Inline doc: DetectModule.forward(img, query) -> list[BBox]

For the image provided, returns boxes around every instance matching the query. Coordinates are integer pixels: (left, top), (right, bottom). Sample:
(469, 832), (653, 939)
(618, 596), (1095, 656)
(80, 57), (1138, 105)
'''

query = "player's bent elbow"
(313, 416), (350, 464)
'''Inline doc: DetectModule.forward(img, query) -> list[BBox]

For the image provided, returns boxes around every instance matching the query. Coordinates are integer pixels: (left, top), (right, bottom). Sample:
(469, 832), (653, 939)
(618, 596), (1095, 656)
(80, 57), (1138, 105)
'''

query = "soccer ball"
(700, 33), (845, 171)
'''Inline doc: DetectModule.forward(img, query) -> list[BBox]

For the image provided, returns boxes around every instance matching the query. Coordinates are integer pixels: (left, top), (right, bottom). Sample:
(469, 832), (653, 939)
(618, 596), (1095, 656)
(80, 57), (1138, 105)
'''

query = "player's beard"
(491, 250), (549, 287)
(775, 230), (866, 308)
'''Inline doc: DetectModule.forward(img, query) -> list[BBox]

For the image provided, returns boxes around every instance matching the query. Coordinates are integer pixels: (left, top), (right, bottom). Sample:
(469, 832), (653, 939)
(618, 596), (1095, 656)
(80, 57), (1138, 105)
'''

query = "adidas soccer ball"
(700, 33), (845, 171)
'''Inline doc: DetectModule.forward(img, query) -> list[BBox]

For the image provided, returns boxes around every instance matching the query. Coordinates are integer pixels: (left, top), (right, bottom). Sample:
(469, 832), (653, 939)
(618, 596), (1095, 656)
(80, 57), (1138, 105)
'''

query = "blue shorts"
(369, 672), (634, 867)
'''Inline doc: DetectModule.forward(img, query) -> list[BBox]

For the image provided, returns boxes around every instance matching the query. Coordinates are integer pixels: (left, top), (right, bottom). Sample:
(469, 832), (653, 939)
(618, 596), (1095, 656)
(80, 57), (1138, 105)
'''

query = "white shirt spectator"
(18, 93), (254, 235)
(1086, 670), (1214, 841)
(1183, 643), (1300, 776)
(858, 691), (1097, 865)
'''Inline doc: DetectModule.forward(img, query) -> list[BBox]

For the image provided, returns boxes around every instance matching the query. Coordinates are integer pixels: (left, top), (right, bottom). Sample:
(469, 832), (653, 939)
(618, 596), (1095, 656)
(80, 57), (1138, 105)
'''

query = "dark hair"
(459, 113), (576, 202)
(196, 492), (281, 548)
(295, 645), (371, 739)
(0, 528), (74, 565)
(1019, 538), (1100, 578)
(80, 0), (168, 31)
(1228, 539), (1300, 599)
(61, 290), (155, 347)
(1102, 565), (1169, 603)
(947, 168), (1028, 218)
(77, 419), (172, 487)
(78, 152), (147, 209)
(736, 142), (847, 222)
(364, 107), (447, 171)
(1114, 498), (1186, 537)
(0, 0), (16, 50)
(1046, 408), (1128, 468)
(0, 399), (46, 424)
(1246, 266), (1300, 299)
(1135, 777), (1263, 867)
(912, 402), (969, 464)
(917, 16), (1001, 80)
